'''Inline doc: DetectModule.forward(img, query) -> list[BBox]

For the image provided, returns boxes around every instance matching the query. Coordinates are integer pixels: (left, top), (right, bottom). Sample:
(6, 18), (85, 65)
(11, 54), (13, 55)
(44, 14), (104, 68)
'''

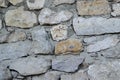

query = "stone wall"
(0, 0), (120, 80)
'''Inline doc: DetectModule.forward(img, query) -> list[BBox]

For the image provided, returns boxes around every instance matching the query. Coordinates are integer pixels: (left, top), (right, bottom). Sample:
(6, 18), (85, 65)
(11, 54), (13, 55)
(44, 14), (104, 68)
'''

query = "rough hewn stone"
(87, 36), (119, 52)
(53, 0), (75, 6)
(10, 57), (51, 76)
(26, 0), (45, 10)
(88, 60), (120, 80)
(5, 7), (37, 28)
(73, 17), (120, 35)
(0, 19), (2, 29)
(114, 0), (120, 2)
(38, 8), (73, 25)
(111, 3), (120, 16)
(52, 55), (84, 72)
(0, 0), (7, 7)
(77, 0), (111, 15)
(55, 39), (83, 54)
(8, 0), (23, 5)
(50, 24), (67, 41)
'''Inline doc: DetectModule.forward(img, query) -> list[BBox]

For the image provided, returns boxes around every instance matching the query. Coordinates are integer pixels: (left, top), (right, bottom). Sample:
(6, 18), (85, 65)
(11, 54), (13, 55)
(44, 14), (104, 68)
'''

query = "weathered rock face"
(38, 8), (73, 25)
(50, 24), (68, 41)
(87, 36), (119, 52)
(52, 55), (84, 72)
(8, 0), (23, 5)
(55, 39), (83, 54)
(114, 0), (120, 2)
(0, 19), (2, 29)
(73, 17), (120, 35)
(0, 0), (7, 7)
(77, 0), (111, 15)
(5, 7), (37, 28)
(53, 0), (75, 6)
(9, 57), (51, 76)
(88, 61), (120, 80)
(111, 3), (120, 16)
(26, 0), (45, 10)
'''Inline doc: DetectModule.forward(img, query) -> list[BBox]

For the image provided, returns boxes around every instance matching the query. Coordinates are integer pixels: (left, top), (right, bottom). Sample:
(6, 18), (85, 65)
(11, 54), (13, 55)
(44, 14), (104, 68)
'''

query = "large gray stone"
(38, 8), (73, 25)
(10, 56), (51, 76)
(88, 60), (120, 80)
(52, 55), (84, 72)
(87, 36), (119, 52)
(0, 41), (31, 61)
(73, 17), (120, 35)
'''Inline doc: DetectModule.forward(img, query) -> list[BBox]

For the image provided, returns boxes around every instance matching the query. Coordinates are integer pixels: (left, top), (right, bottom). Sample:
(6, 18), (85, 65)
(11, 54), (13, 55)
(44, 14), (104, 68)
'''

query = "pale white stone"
(111, 3), (120, 16)
(51, 24), (67, 41)
(5, 7), (37, 28)
(0, 0), (7, 7)
(73, 17), (120, 35)
(8, 0), (23, 5)
(53, 0), (75, 5)
(26, 0), (45, 10)
(38, 8), (73, 25)
(0, 19), (2, 29)
(87, 36), (119, 52)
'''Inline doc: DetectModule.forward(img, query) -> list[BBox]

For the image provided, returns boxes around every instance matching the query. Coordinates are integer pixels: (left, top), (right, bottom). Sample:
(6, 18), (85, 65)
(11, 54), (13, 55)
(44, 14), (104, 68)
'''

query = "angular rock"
(10, 57), (51, 76)
(30, 27), (53, 54)
(0, 19), (2, 29)
(0, 0), (7, 7)
(5, 7), (37, 28)
(52, 55), (84, 72)
(8, 0), (23, 5)
(55, 39), (83, 54)
(7, 31), (26, 43)
(0, 66), (12, 80)
(0, 41), (31, 61)
(88, 60), (120, 80)
(87, 36), (119, 52)
(0, 34), (8, 43)
(50, 24), (67, 41)
(111, 3), (120, 16)
(53, 0), (75, 6)
(61, 70), (89, 80)
(73, 17), (120, 35)
(114, 0), (120, 2)
(77, 0), (111, 15)
(38, 8), (73, 25)
(26, 0), (45, 10)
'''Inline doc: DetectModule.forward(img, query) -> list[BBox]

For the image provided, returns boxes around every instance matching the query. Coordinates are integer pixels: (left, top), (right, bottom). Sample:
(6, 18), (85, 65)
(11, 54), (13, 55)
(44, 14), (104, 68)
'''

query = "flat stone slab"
(53, 0), (75, 6)
(73, 17), (120, 35)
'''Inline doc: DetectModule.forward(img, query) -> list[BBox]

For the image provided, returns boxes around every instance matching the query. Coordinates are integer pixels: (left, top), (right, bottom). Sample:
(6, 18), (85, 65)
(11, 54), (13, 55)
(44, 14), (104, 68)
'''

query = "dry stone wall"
(0, 0), (120, 80)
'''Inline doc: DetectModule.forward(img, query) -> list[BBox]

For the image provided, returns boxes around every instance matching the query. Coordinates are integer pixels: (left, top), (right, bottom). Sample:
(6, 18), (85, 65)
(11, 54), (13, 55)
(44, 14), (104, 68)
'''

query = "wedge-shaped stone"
(73, 17), (120, 35)
(8, 0), (23, 5)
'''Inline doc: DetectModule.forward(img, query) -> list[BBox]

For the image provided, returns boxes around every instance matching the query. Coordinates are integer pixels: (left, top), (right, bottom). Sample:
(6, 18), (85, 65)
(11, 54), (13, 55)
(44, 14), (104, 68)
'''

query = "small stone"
(73, 17), (120, 35)
(38, 8), (73, 25)
(61, 70), (89, 80)
(88, 61), (120, 80)
(5, 7), (37, 28)
(0, 34), (8, 43)
(50, 24), (67, 41)
(52, 55), (84, 72)
(8, 0), (23, 5)
(0, 19), (2, 29)
(55, 39), (83, 54)
(53, 0), (75, 6)
(114, 0), (120, 2)
(7, 31), (26, 43)
(0, 0), (7, 7)
(26, 0), (45, 10)
(77, 0), (111, 15)
(111, 3), (120, 16)
(87, 36), (119, 52)
(9, 57), (51, 76)
(0, 66), (12, 80)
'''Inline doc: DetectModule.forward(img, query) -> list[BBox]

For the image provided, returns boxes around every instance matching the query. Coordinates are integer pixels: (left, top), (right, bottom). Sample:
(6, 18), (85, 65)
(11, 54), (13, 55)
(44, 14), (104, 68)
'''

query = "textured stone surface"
(88, 61), (120, 80)
(7, 31), (26, 43)
(0, 34), (8, 43)
(53, 0), (75, 6)
(26, 0), (45, 10)
(38, 8), (73, 25)
(0, 41), (31, 61)
(55, 39), (83, 54)
(73, 17), (120, 35)
(0, 19), (2, 29)
(50, 24), (67, 41)
(10, 57), (51, 76)
(77, 0), (111, 15)
(52, 55), (84, 72)
(87, 36), (119, 52)
(61, 70), (89, 80)
(114, 0), (120, 2)
(5, 7), (37, 28)
(111, 3), (120, 16)
(30, 27), (53, 54)
(8, 0), (23, 5)
(0, 66), (12, 80)
(0, 0), (7, 7)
